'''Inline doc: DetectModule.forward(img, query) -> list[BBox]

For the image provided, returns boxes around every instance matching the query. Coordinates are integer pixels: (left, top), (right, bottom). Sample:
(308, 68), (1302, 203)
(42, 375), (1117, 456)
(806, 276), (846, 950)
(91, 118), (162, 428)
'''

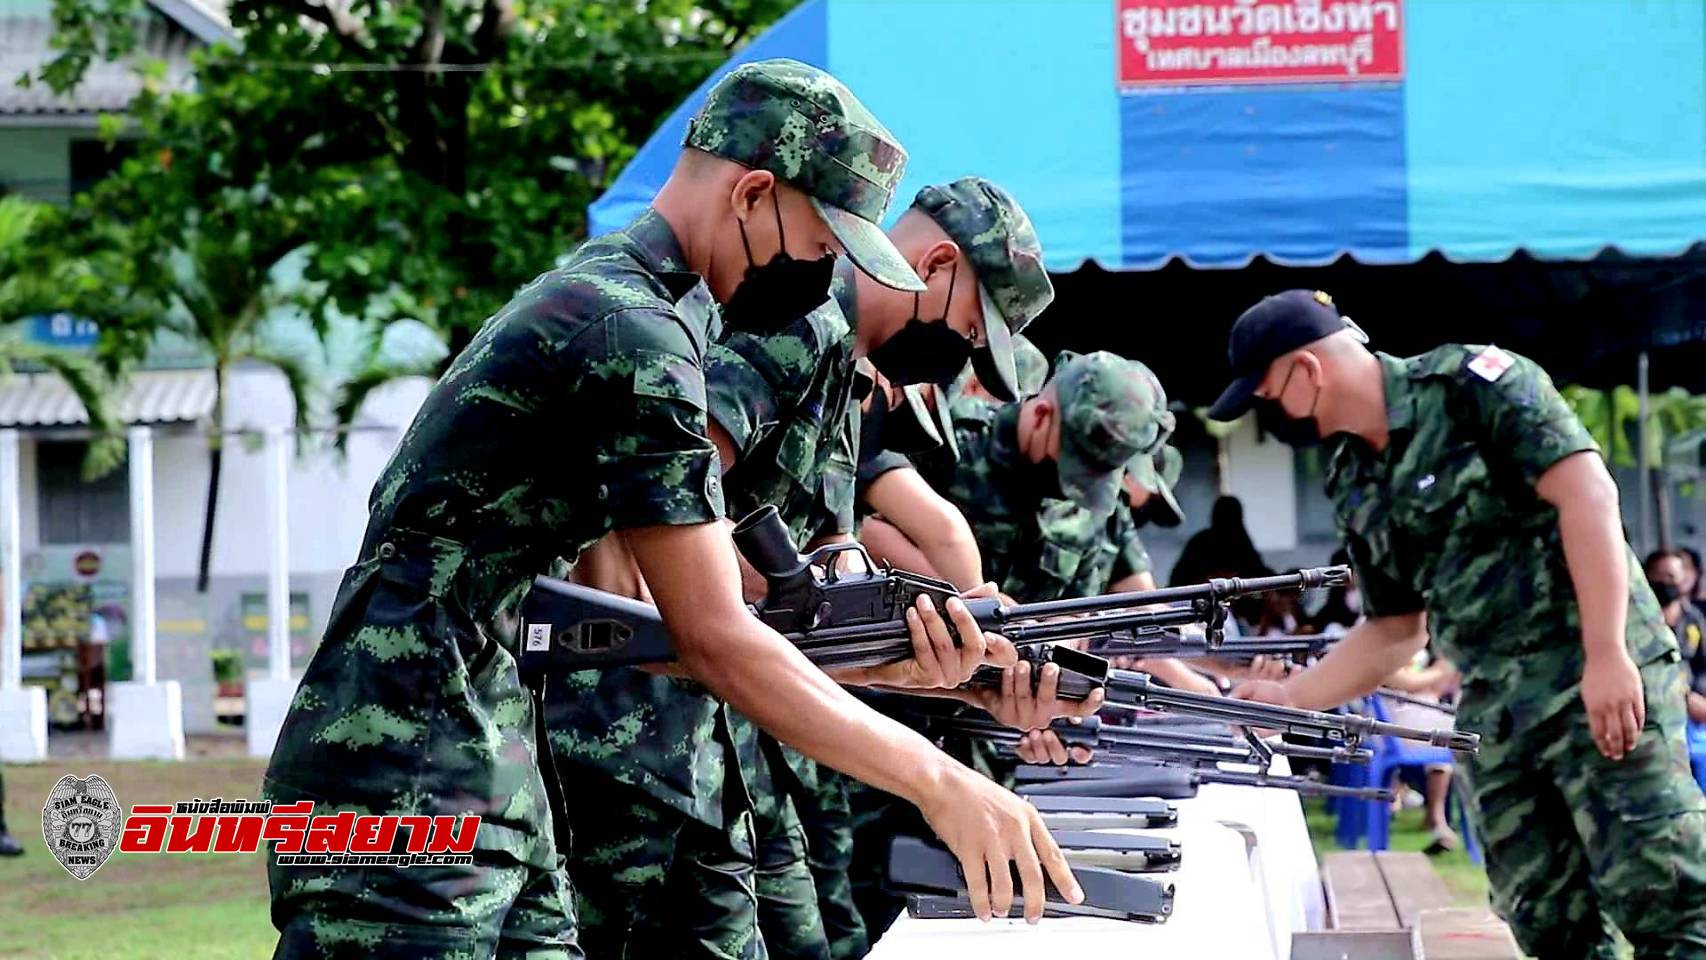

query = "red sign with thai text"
(1117, 0), (1404, 88)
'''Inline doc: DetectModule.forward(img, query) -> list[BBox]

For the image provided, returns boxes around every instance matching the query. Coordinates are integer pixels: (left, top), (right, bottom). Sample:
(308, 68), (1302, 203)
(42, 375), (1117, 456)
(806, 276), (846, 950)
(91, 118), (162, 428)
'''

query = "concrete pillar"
(108, 426), (184, 760)
(0, 429), (47, 761)
(248, 427), (297, 758)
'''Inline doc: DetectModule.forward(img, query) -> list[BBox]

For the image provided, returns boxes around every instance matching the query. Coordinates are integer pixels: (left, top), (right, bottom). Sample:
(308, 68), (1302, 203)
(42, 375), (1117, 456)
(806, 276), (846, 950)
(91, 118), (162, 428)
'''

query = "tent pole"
(1638, 351), (1651, 556)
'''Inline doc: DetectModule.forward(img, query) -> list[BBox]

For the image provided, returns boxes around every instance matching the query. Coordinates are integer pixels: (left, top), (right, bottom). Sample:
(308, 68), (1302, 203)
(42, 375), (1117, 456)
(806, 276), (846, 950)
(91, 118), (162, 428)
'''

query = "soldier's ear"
(730, 169), (776, 222)
(915, 240), (958, 281)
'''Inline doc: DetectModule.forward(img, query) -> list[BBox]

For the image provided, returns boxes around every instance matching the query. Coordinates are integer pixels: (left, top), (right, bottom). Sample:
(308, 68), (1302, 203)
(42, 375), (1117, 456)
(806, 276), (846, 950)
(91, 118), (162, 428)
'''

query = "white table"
(867, 820), (1274, 958)
(1174, 767), (1325, 957)
(867, 761), (1321, 960)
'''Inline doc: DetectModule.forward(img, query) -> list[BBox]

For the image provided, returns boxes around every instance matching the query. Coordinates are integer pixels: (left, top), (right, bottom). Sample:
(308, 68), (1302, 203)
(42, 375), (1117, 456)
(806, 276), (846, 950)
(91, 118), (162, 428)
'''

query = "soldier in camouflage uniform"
(262, 59), (1082, 960)
(948, 333), (1048, 420)
(844, 351), (1176, 938)
(1211, 289), (1706, 959)
(914, 351), (1174, 603)
(551, 175), (1069, 960)
(854, 332), (1047, 594)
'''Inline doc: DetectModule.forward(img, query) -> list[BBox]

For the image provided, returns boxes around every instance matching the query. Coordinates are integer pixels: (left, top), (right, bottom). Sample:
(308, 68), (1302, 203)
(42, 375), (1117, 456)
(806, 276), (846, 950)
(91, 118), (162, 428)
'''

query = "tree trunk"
(195, 362), (226, 593)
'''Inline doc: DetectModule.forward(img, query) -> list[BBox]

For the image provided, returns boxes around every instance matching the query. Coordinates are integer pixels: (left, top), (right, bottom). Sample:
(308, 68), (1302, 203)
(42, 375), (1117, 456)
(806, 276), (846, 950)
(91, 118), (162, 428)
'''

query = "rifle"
(516, 505), (1347, 674)
(1012, 761), (1394, 801)
(1026, 795), (1178, 830)
(1374, 687), (1460, 716)
(902, 709), (1386, 801)
(968, 645), (1479, 754)
(1091, 631), (1338, 665)
(885, 835), (1176, 924)
(894, 707), (1373, 767)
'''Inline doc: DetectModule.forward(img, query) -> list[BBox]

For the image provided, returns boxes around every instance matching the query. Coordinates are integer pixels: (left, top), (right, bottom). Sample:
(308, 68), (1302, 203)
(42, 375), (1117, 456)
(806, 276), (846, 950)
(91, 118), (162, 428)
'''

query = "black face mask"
(970, 345), (1015, 402)
(1258, 360), (1322, 448)
(720, 194), (837, 335)
(865, 262), (971, 387)
(1017, 454), (1067, 502)
(1651, 579), (1682, 607)
(1129, 497), (1180, 530)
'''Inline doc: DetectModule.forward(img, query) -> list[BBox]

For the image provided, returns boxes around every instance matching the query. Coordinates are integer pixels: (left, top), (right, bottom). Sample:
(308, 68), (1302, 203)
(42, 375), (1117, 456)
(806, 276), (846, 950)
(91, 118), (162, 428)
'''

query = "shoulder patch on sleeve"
(1466, 345), (1515, 383)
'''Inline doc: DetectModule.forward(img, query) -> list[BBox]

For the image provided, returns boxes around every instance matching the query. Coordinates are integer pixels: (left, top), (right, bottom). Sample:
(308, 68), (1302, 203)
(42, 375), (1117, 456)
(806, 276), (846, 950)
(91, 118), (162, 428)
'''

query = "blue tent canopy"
(589, 0), (1706, 272)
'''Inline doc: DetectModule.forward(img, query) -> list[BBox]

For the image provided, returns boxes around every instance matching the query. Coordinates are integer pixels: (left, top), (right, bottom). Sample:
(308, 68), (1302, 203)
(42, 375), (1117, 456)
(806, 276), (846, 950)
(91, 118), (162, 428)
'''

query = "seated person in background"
(1680, 545), (1706, 621)
(1646, 548), (1706, 791)
(1379, 650), (1463, 853)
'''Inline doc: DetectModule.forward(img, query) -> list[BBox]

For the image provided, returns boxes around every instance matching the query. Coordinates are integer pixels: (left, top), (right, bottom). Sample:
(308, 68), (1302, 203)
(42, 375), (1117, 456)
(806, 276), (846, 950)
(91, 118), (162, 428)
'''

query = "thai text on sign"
(1117, 0), (1404, 88)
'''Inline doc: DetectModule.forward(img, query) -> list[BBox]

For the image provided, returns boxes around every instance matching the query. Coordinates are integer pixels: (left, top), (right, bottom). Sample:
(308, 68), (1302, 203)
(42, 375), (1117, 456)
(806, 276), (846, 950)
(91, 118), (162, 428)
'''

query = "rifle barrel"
(1007, 567), (1348, 620)
(1101, 670), (1480, 754)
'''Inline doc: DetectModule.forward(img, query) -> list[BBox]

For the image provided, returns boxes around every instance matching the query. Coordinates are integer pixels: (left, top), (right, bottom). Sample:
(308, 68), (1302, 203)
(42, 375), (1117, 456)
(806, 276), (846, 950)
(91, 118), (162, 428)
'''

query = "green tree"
(0, 196), (127, 478)
(26, 0), (798, 588)
(31, 0), (799, 354)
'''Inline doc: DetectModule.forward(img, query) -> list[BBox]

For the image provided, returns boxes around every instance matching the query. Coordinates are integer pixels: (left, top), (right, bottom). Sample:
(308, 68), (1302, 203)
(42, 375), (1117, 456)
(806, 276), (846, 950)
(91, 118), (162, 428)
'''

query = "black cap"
(1207, 290), (1369, 421)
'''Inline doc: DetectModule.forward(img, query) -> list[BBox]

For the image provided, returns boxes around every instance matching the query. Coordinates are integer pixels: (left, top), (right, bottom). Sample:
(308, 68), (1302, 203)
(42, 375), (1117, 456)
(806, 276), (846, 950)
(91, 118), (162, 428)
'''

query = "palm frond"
(0, 340), (126, 480)
(245, 346), (317, 455)
(330, 362), (433, 457)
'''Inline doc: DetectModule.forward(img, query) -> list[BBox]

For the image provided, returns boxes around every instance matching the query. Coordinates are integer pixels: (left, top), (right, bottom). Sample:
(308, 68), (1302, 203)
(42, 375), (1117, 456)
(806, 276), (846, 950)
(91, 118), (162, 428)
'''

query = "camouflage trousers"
(559, 768), (765, 960)
(737, 720), (831, 960)
(845, 780), (922, 946)
(755, 795), (832, 960)
(788, 767), (867, 960)
(1464, 659), (1706, 960)
(263, 541), (580, 958)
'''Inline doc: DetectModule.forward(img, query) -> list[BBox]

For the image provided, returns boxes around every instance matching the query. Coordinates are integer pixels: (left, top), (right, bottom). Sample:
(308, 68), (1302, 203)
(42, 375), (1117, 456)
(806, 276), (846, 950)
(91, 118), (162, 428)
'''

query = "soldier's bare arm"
(1537, 450), (1645, 760)
(1233, 611), (1427, 710)
(1129, 656), (1222, 696)
(857, 516), (945, 581)
(622, 521), (1082, 922)
(863, 467), (984, 590)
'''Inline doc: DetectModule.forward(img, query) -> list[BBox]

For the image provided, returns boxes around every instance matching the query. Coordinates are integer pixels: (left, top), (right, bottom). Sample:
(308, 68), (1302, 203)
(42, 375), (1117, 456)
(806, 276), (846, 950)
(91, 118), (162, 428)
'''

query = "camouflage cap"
(1049, 351), (1174, 517)
(1012, 333), (1048, 398)
(902, 383), (959, 460)
(1126, 444), (1184, 528)
(684, 59), (925, 293)
(913, 177), (1054, 403)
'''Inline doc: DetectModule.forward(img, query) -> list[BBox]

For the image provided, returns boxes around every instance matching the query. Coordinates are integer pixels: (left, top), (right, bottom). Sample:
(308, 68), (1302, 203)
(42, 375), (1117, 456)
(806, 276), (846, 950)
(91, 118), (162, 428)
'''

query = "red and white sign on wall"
(1117, 0), (1404, 88)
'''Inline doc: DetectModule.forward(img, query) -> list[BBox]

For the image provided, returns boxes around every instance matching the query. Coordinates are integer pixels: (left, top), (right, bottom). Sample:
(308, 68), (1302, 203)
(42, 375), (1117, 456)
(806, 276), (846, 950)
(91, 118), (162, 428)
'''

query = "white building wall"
(147, 364), (429, 581)
(16, 363), (432, 735)
(1222, 417), (1299, 554)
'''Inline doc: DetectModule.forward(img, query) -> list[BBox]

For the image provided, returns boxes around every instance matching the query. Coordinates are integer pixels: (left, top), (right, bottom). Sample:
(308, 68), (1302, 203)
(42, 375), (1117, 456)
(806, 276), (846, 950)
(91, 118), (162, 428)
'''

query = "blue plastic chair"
(1331, 696), (1482, 865)
(1688, 721), (1706, 794)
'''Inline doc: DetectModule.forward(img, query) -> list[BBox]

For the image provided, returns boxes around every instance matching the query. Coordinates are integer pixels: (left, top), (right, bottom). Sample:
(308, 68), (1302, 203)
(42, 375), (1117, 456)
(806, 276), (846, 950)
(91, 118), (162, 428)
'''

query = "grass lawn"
(1301, 796), (1491, 907)
(0, 758), (278, 960)
(0, 754), (1499, 957)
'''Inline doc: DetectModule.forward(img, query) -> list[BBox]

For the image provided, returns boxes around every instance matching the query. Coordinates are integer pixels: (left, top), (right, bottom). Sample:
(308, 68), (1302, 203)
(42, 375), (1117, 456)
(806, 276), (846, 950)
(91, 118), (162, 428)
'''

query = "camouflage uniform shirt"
(1325, 346), (1677, 730)
(917, 403), (1116, 603)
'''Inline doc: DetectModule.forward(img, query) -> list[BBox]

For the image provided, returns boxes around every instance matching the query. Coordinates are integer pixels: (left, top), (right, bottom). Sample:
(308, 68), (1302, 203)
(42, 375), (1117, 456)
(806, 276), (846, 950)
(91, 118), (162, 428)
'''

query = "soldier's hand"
(1245, 654), (1291, 683)
(1230, 678), (1292, 707)
(1582, 648), (1645, 760)
(1015, 729), (1095, 766)
(856, 591), (1017, 690)
(917, 764), (1084, 922)
(965, 659), (1103, 731)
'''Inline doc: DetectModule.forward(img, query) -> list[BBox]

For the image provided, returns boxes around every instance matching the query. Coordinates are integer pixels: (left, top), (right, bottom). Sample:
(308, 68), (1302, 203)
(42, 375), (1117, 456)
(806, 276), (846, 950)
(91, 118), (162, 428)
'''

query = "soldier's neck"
(1335, 352), (1391, 452)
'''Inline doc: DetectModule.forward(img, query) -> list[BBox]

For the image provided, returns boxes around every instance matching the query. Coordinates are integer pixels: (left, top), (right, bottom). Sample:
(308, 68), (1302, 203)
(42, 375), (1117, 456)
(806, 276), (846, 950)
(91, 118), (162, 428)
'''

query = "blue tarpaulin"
(589, 0), (1706, 271)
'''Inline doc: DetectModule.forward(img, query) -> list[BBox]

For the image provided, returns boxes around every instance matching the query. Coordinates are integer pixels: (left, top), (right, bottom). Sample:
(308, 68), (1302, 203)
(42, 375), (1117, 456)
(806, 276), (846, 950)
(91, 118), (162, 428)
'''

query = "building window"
(37, 441), (130, 544)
